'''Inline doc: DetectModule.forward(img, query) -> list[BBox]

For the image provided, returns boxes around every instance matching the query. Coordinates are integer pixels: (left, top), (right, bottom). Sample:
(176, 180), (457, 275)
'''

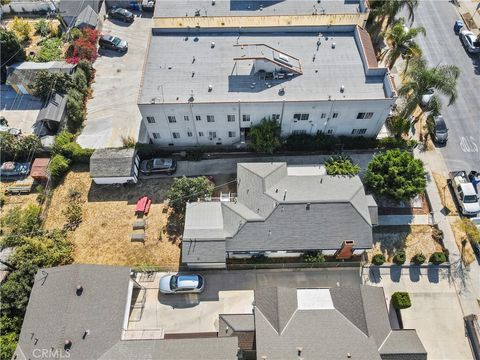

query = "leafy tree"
(0, 133), (41, 162)
(399, 58), (460, 118)
(249, 117), (281, 154)
(48, 154), (71, 183)
(381, 21), (425, 70)
(66, 88), (86, 133)
(324, 154), (360, 176)
(32, 71), (72, 100)
(34, 19), (50, 37)
(0, 332), (18, 360)
(66, 28), (99, 64)
(167, 176), (214, 214)
(11, 17), (32, 43)
(386, 115), (411, 139)
(0, 29), (26, 81)
(391, 291), (411, 309)
(77, 60), (94, 84)
(364, 149), (426, 202)
(35, 38), (62, 62)
(71, 68), (88, 93)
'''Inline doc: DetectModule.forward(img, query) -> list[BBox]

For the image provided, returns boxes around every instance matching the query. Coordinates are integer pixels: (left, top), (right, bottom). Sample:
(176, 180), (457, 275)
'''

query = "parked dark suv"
(99, 35), (128, 52)
(109, 8), (134, 23)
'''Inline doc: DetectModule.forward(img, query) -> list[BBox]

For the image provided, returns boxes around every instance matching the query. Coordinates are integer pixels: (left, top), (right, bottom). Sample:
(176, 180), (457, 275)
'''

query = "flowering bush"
(66, 28), (99, 64)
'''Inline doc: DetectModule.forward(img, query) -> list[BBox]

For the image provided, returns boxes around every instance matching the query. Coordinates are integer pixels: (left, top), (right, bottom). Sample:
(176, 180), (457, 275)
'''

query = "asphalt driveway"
(77, 14), (151, 149)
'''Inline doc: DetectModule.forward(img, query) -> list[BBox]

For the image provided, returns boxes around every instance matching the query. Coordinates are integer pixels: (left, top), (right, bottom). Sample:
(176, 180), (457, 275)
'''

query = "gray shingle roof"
(14, 264), (131, 360)
(254, 286), (426, 360)
(6, 61), (75, 86)
(183, 202), (227, 240)
(74, 4), (99, 28)
(182, 239), (226, 263)
(59, 0), (103, 27)
(37, 92), (66, 123)
(90, 148), (137, 178)
(219, 314), (255, 332)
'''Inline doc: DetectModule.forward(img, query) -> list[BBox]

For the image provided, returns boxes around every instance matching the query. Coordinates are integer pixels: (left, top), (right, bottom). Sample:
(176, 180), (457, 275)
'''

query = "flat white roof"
(297, 288), (335, 310)
(287, 165), (326, 176)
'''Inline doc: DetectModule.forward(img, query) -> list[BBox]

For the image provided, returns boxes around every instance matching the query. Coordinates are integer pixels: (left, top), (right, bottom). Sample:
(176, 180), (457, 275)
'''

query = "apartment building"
(138, 25), (397, 147)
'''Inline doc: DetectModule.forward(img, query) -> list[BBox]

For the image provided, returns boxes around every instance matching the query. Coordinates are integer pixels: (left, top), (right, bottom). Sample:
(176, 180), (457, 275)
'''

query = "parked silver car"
(140, 158), (176, 175)
(159, 274), (205, 294)
(432, 115), (448, 144)
(460, 30), (480, 54)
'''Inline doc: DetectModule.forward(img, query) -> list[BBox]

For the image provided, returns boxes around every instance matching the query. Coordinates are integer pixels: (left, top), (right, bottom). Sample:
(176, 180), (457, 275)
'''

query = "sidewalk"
(457, 0), (480, 34)
(378, 215), (430, 226)
(415, 146), (480, 316)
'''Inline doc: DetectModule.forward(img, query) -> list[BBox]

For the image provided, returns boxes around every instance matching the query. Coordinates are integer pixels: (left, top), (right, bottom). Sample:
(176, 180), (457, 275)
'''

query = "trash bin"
(454, 20), (464, 34)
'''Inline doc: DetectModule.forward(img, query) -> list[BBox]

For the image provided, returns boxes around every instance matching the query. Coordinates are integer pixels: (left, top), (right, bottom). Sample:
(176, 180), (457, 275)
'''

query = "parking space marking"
(460, 136), (478, 153)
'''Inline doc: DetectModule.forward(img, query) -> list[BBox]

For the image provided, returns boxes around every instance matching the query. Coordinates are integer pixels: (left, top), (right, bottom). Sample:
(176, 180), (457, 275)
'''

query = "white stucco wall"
(92, 176), (137, 185)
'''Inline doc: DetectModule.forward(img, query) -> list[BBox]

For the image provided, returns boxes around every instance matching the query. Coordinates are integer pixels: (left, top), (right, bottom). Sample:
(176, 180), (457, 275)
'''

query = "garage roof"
(90, 148), (137, 178)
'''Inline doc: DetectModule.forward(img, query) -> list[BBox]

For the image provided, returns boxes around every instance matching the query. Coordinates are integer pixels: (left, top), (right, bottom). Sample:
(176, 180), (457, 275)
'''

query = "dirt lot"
(450, 219), (476, 265)
(432, 172), (458, 216)
(371, 225), (444, 263)
(44, 165), (181, 268)
(0, 179), (40, 214)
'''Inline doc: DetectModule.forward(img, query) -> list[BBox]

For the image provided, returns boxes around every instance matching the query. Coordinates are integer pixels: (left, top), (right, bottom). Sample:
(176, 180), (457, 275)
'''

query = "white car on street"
(459, 30), (480, 54)
(159, 274), (205, 294)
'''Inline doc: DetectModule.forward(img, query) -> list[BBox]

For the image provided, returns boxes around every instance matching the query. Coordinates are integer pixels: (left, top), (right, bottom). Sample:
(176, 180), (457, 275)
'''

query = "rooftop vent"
(297, 347), (303, 356)
(340, 85), (345, 93)
(212, 0), (215, 4)
(331, 42), (336, 49)
(64, 339), (72, 350)
(76, 285), (83, 296)
(347, 354), (351, 359)
(211, 41), (215, 48)
(208, 85), (213, 92)
(306, 203), (311, 210)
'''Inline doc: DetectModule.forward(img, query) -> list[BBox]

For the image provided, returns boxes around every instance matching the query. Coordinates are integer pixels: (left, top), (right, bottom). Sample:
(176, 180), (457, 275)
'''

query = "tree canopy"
(0, 29), (26, 82)
(167, 176), (214, 214)
(249, 117), (281, 154)
(32, 71), (72, 100)
(324, 154), (360, 177)
(364, 149), (426, 202)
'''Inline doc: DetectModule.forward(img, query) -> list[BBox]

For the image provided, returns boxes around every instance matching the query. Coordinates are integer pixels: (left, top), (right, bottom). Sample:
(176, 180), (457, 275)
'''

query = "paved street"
(77, 14), (151, 149)
(411, 0), (480, 171)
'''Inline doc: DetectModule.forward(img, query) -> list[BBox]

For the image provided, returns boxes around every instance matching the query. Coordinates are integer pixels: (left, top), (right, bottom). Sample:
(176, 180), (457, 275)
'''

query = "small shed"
(31, 158), (51, 181)
(74, 5), (101, 30)
(90, 148), (139, 184)
(36, 93), (67, 133)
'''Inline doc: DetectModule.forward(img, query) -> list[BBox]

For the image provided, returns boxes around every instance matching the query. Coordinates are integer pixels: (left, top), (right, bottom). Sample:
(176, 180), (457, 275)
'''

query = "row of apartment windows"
(292, 128), (368, 135)
(151, 131), (237, 140)
(147, 112), (374, 125)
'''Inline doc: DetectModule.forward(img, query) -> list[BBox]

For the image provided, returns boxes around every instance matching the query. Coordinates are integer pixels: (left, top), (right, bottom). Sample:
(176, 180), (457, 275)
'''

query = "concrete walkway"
(378, 215), (430, 226)
(415, 147), (480, 317)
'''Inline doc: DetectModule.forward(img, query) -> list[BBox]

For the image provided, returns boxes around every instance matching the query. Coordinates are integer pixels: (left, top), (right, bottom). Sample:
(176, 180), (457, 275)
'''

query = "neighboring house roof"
(74, 4), (99, 28)
(90, 148), (137, 178)
(357, 25), (378, 68)
(182, 162), (375, 264)
(13, 264), (132, 360)
(6, 61), (75, 86)
(58, 0), (103, 27)
(254, 285), (426, 360)
(30, 158), (50, 180)
(36, 92), (67, 123)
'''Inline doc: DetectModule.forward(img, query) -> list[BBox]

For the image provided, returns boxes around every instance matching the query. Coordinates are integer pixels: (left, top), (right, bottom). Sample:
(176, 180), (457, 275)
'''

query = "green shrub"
(53, 131), (93, 163)
(430, 251), (447, 265)
(393, 251), (406, 265)
(71, 68), (88, 93)
(302, 251), (325, 263)
(48, 154), (70, 183)
(432, 228), (444, 243)
(391, 291), (411, 310)
(63, 202), (82, 230)
(459, 218), (480, 245)
(377, 137), (417, 150)
(0, 133), (41, 161)
(185, 151), (203, 161)
(0, 204), (42, 238)
(11, 17), (32, 43)
(324, 154), (360, 176)
(249, 117), (281, 154)
(33, 71), (72, 100)
(66, 88), (86, 133)
(67, 28), (82, 42)
(372, 253), (385, 265)
(34, 19), (50, 36)
(35, 38), (62, 62)
(77, 60), (94, 84)
(121, 135), (136, 148)
(412, 253), (426, 265)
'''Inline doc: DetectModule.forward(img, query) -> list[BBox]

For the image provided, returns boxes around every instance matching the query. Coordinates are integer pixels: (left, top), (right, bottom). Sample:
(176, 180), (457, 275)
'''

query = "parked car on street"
(109, 7), (134, 23)
(454, 20), (464, 35)
(140, 158), (176, 175)
(459, 29), (480, 54)
(448, 171), (480, 216)
(421, 89), (435, 108)
(432, 115), (448, 144)
(99, 35), (128, 52)
(0, 161), (31, 178)
(159, 274), (205, 294)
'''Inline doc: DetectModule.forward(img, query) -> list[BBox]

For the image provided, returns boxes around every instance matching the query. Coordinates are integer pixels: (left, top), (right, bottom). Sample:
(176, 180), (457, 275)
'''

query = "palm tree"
(381, 21), (426, 70)
(399, 58), (460, 118)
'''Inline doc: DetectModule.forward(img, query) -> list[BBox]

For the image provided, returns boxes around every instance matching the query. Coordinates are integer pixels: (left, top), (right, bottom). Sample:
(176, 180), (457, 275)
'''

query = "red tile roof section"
(356, 26), (378, 69)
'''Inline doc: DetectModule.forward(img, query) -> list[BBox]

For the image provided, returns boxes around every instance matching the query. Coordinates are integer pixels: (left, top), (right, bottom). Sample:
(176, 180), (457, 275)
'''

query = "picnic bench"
(5, 178), (35, 194)
(133, 219), (147, 230)
(135, 196), (152, 215)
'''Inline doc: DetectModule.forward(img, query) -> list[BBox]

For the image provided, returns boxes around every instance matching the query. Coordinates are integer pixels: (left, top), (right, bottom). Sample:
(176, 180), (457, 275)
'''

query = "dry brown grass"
(451, 219), (476, 266)
(44, 165), (181, 268)
(371, 225), (444, 263)
(432, 172), (458, 216)
(0, 180), (39, 214)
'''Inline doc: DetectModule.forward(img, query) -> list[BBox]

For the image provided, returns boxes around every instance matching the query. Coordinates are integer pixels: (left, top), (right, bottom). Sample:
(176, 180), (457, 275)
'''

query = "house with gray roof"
(182, 162), (378, 269)
(35, 92), (67, 135)
(58, 0), (105, 29)
(13, 264), (239, 360)
(90, 148), (140, 184)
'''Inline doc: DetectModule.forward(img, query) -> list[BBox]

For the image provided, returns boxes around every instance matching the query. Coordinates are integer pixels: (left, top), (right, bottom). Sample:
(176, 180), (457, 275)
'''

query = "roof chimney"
(347, 353), (352, 358)
(76, 285), (83, 296)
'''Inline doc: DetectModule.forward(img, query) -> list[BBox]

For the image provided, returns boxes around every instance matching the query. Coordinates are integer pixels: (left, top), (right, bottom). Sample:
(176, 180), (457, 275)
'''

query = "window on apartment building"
(332, 113), (339, 118)
(356, 112), (374, 119)
(228, 131), (236, 138)
(172, 132), (180, 139)
(227, 115), (236, 122)
(294, 114), (309, 120)
(272, 114), (280, 121)
(167, 116), (176, 123)
(326, 129), (334, 135)
(152, 132), (160, 139)
(207, 115), (215, 122)
(198, 131), (204, 137)
(351, 128), (367, 135)
(242, 114), (250, 122)
(187, 131), (193, 137)
(209, 131), (217, 139)
(320, 113), (326, 119)
(292, 130), (307, 135)
(184, 115), (190, 121)
(146, 116), (155, 124)
(301, 114), (309, 120)
(195, 115), (201, 121)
